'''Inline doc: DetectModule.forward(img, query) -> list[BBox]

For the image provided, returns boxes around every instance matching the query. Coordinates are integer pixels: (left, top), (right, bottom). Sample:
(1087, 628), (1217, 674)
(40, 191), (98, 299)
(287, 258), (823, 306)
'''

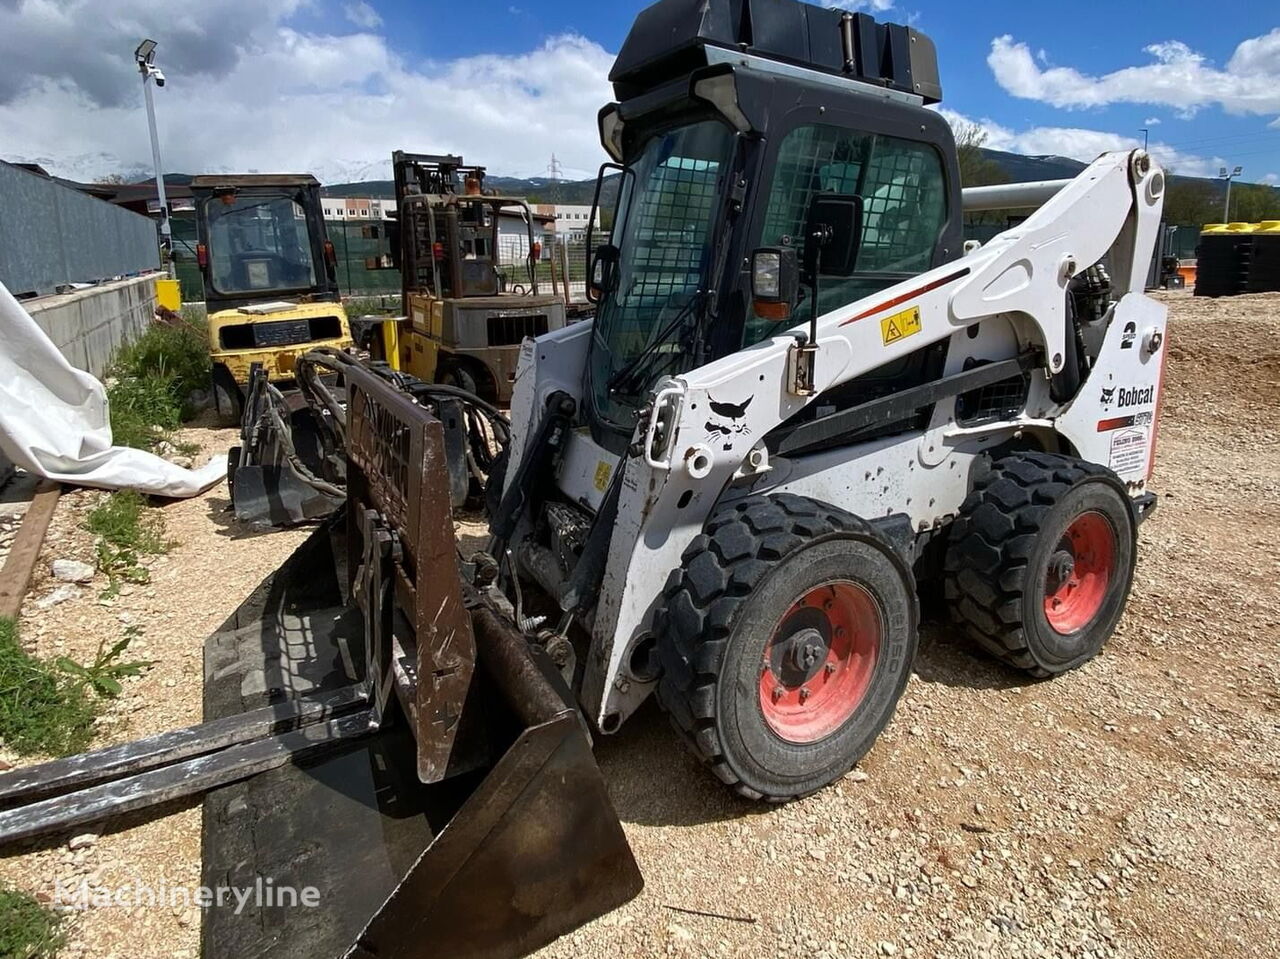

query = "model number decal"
(881, 307), (921, 346)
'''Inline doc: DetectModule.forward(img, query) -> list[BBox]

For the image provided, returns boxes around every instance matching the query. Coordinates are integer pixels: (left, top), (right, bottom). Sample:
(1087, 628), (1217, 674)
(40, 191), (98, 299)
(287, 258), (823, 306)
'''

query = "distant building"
(533, 205), (596, 242)
(321, 196), (395, 221)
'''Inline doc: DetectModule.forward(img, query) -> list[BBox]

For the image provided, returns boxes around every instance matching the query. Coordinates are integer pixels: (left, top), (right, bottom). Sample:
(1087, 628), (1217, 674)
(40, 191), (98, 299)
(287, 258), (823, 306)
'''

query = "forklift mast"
(392, 151), (540, 303)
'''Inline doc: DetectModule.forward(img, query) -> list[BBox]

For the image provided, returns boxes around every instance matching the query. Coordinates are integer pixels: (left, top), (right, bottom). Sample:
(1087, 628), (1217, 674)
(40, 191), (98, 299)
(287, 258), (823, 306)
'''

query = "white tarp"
(0, 280), (225, 498)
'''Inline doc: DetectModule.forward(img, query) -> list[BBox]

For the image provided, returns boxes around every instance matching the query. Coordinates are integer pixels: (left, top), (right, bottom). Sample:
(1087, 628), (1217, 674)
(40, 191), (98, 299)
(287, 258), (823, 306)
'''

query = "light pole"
(134, 39), (172, 268)
(1140, 128), (1149, 151)
(1219, 165), (1243, 223)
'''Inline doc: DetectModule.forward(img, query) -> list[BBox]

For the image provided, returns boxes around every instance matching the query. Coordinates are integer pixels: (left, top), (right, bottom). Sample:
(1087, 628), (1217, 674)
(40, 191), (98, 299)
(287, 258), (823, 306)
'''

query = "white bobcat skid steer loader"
(485, 0), (1167, 802)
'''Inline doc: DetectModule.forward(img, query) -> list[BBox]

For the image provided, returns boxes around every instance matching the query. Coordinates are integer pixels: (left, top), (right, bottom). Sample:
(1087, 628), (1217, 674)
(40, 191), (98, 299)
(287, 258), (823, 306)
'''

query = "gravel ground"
(0, 416), (310, 959)
(1, 291), (1277, 959)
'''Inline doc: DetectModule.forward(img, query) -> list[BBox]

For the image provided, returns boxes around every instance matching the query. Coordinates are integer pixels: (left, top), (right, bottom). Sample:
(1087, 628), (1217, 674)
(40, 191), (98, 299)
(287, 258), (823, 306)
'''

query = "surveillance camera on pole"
(135, 38), (172, 265)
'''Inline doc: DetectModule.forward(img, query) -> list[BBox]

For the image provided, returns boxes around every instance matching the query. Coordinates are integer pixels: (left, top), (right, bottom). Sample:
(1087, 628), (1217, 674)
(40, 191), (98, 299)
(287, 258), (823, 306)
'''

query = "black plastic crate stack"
(1195, 224), (1280, 297)
(1195, 228), (1253, 297)
(1247, 224), (1280, 293)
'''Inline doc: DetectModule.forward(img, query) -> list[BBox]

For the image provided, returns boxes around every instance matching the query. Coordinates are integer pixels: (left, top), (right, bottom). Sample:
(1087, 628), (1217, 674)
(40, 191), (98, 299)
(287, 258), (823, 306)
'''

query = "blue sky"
(367, 0), (1280, 181)
(1, 0), (1277, 185)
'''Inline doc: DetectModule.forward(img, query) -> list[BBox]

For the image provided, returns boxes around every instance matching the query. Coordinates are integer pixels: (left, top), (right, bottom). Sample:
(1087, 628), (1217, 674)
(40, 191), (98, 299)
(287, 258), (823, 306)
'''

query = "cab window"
(746, 124), (947, 344)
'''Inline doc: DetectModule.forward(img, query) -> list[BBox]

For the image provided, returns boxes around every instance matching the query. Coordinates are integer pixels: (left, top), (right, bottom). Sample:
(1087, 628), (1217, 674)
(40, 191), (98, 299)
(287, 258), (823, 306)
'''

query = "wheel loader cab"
(583, 2), (961, 453)
(191, 174), (353, 423)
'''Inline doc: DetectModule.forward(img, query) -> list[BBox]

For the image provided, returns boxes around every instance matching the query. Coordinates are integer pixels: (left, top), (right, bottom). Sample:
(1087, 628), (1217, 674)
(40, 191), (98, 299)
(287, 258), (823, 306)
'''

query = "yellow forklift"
(192, 174), (353, 424)
(385, 152), (566, 404)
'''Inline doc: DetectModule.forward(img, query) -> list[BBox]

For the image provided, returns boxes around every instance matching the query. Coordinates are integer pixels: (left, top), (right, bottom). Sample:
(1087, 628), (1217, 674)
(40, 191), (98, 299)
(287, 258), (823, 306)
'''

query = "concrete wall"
(24, 274), (159, 379)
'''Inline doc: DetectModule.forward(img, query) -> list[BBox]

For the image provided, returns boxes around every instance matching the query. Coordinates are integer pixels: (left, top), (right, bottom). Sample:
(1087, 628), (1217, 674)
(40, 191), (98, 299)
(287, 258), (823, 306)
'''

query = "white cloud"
(0, 1), (616, 183)
(1143, 117), (1162, 126)
(1264, 173), (1279, 185)
(822, 0), (894, 12)
(938, 108), (1226, 178)
(343, 1), (381, 30)
(988, 29), (1280, 118)
(0, 0), (306, 108)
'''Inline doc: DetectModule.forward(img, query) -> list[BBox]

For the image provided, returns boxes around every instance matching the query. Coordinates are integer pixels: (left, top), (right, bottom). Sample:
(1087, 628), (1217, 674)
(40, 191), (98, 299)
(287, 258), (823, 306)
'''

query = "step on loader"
(0, 0), (1169, 954)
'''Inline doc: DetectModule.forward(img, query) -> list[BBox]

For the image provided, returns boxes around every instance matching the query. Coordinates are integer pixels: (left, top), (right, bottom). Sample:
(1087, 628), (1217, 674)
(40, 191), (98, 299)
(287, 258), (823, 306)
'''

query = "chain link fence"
(497, 234), (604, 303)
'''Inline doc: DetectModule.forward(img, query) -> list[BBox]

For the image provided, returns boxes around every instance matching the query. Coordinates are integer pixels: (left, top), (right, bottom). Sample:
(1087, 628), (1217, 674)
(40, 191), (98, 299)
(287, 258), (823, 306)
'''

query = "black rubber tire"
(944, 451), (1137, 678)
(438, 362), (479, 397)
(212, 367), (243, 428)
(655, 493), (919, 802)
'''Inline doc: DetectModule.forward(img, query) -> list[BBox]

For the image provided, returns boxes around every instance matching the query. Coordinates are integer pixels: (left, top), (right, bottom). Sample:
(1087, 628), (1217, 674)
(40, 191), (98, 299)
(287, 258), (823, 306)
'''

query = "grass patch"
(0, 884), (66, 959)
(107, 315), (210, 452)
(0, 618), (152, 758)
(85, 491), (173, 596)
(0, 617), (97, 757)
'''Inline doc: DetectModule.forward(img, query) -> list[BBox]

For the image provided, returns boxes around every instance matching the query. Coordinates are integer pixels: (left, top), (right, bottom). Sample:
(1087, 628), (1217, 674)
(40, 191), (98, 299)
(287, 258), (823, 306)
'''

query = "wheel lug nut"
(825, 663), (837, 675)
(772, 686), (785, 703)
(823, 599), (834, 611)
(835, 627), (846, 638)
(799, 687), (811, 703)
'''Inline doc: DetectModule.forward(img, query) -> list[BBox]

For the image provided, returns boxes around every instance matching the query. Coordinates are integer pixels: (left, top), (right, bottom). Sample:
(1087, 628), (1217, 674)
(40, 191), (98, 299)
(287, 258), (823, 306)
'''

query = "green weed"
(0, 884), (66, 959)
(56, 626), (153, 699)
(106, 316), (210, 451)
(0, 618), (97, 757)
(84, 492), (172, 596)
(0, 619), (152, 758)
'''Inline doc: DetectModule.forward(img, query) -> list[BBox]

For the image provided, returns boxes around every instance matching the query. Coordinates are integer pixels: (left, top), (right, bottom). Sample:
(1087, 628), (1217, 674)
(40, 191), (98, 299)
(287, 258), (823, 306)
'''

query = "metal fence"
(0, 160), (160, 298)
(498, 234), (601, 303)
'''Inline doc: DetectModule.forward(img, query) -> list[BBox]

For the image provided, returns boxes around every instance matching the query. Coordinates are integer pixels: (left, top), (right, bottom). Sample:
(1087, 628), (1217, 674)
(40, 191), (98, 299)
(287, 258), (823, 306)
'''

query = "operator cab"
(191, 174), (352, 424)
(193, 175), (340, 311)
(584, 0), (962, 453)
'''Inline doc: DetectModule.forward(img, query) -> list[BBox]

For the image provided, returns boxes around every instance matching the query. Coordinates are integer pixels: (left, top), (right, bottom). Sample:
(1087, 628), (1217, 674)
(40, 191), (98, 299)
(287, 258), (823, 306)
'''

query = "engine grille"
(220, 315), (344, 351)
(486, 313), (549, 347)
(956, 363), (1031, 426)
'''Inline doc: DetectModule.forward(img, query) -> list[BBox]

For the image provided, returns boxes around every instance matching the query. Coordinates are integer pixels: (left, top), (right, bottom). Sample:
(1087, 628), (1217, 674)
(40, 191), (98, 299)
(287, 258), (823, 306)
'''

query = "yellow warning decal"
(881, 306), (922, 346)
(593, 461), (613, 493)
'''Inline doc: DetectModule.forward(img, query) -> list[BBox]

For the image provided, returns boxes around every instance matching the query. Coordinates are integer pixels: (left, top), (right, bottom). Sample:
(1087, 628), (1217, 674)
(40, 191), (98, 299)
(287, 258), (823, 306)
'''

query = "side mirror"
(804, 193), (864, 280)
(588, 244), (619, 303)
(751, 248), (800, 322)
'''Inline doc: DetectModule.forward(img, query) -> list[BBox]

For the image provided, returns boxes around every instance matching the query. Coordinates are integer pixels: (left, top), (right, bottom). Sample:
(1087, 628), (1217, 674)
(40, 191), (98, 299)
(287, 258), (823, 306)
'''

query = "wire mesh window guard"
(748, 124), (947, 344)
(587, 120), (734, 426)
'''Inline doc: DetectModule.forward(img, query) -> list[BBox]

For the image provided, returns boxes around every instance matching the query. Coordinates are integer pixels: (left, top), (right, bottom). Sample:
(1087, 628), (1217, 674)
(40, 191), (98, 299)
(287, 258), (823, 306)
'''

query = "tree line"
(954, 122), (1280, 229)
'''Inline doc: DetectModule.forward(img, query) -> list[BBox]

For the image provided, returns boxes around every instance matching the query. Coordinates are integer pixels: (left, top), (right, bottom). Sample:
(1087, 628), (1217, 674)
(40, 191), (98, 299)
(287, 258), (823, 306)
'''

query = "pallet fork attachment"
(0, 362), (641, 958)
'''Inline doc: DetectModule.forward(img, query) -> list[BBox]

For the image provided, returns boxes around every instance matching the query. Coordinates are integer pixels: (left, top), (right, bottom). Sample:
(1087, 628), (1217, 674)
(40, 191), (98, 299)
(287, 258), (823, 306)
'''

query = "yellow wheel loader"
(193, 174), (354, 425)
(0, 1), (1169, 955)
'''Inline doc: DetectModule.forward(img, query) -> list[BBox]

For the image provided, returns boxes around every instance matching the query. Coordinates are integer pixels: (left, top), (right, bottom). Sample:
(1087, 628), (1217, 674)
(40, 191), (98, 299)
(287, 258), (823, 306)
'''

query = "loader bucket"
(0, 361), (639, 958)
(228, 364), (345, 527)
(201, 359), (642, 959)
